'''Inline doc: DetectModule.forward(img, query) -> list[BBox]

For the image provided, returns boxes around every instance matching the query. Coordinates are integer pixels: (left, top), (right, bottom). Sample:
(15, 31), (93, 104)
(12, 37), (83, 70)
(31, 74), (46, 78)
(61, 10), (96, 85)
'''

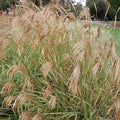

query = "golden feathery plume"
(113, 97), (120, 120)
(49, 95), (56, 108)
(79, 7), (91, 21)
(23, 76), (33, 90)
(19, 111), (32, 120)
(2, 96), (16, 108)
(92, 58), (103, 75)
(32, 114), (42, 120)
(111, 41), (117, 59)
(41, 62), (53, 78)
(69, 65), (80, 96)
(114, 58), (120, 82)
(7, 62), (25, 80)
(1, 81), (17, 95)
(43, 85), (53, 100)
(13, 93), (32, 112)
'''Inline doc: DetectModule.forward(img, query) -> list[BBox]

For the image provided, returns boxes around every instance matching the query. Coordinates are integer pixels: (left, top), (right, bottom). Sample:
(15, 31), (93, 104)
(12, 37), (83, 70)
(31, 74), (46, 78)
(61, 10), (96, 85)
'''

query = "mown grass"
(111, 28), (120, 55)
(92, 24), (120, 55)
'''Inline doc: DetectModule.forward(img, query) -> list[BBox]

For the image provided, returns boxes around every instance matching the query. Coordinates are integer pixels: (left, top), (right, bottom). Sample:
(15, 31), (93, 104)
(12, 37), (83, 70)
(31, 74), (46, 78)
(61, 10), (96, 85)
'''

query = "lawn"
(92, 24), (120, 56)
(103, 28), (120, 56)
(111, 28), (120, 55)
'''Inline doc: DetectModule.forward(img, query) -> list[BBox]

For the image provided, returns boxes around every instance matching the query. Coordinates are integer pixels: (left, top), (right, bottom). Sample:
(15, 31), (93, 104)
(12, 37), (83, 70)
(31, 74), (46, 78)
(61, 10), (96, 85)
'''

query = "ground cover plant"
(0, 3), (120, 120)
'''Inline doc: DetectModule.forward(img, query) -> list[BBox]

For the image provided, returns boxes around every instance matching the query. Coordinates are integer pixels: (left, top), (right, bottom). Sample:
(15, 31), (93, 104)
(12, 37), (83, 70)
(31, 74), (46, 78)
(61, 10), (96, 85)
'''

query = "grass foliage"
(0, 3), (120, 120)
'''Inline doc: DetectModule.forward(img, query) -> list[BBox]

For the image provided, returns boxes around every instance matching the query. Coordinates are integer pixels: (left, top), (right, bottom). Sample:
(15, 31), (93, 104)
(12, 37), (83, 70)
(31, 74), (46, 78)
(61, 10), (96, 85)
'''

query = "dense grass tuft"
(0, 3), (120, 120)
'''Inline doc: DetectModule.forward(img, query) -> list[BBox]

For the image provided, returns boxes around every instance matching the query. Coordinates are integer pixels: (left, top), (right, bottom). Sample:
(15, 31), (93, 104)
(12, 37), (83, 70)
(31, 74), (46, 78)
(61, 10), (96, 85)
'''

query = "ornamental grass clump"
(0, 3), (120, 120)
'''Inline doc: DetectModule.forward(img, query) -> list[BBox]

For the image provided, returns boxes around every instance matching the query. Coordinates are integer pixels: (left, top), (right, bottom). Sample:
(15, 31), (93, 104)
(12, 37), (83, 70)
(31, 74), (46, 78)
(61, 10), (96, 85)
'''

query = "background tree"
(86, 0), (107, 20)
(107, 0), (120, 20)
(75, 2), (82, 17)
(0, 0), (18, 13)
(30, 0), (65, 7)
(107, 0), (120, 8)
(86, 0), (120, 20)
